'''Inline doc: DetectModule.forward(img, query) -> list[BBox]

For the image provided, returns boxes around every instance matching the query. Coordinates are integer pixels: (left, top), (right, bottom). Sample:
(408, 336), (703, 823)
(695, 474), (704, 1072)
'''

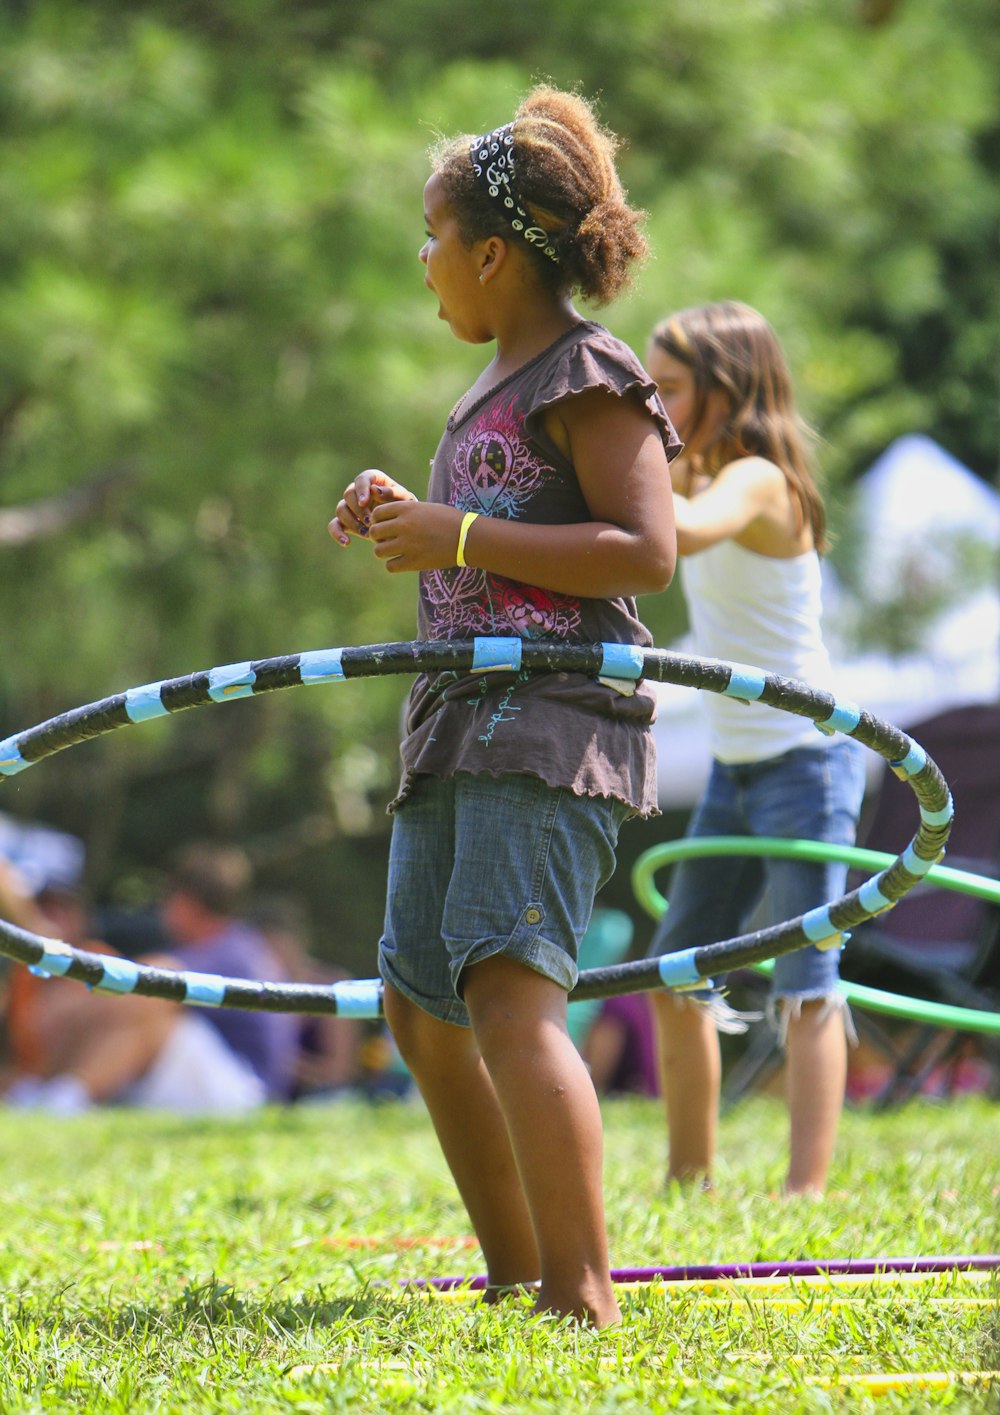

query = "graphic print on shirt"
(423, 398), (582, 640)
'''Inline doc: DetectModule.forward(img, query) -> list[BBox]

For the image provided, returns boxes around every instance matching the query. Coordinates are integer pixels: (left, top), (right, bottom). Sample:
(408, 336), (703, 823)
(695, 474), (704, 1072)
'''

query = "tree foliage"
(0, 0), (996, 952)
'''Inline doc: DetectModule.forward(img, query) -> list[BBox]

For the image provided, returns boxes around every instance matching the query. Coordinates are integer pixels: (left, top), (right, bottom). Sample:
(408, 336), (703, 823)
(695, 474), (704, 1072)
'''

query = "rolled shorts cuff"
(380, 923), (579, 1028)
(453, 927), (580, 999)
(379, 949), (471, 1027)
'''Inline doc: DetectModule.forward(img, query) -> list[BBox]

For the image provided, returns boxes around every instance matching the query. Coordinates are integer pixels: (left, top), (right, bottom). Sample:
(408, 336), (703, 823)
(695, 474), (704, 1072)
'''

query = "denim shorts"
(379, 772), (630, 1026)
(647, 739), (867, 999)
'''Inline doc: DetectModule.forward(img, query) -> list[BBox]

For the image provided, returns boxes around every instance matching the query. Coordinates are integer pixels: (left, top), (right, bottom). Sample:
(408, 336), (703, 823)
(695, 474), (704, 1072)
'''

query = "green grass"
(0, 1096), (997, 1412)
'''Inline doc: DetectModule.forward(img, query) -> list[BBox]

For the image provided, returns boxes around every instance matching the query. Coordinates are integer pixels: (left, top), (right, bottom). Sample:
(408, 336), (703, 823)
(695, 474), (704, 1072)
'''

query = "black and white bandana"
(469, 123), (560, 264)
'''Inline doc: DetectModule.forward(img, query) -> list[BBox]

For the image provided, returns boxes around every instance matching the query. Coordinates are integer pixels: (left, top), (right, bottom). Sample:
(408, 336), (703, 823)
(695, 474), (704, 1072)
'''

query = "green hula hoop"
(632, 836), (1000, 1036)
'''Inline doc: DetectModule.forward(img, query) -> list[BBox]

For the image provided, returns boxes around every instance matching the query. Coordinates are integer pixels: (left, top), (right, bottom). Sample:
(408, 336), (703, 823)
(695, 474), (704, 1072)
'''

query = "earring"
(479, 273), (486, 284)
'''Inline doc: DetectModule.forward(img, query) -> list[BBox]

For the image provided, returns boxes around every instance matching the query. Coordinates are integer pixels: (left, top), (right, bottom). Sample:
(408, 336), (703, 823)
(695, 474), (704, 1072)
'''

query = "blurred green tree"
(0, 0), (996, 964)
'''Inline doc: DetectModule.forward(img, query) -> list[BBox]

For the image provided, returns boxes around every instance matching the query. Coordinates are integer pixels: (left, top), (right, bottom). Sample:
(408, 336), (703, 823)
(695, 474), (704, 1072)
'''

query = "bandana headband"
(469, 123), (560, 264)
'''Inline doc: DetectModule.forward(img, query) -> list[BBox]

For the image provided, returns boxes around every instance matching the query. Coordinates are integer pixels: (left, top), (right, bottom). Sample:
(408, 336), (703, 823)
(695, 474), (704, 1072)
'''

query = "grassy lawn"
(0, 1095), (996, 1412)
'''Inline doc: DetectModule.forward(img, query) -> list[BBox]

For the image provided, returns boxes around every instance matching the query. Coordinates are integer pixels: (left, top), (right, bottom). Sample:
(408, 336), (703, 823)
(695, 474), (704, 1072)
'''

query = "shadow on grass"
(54, 1277), (422, 1340)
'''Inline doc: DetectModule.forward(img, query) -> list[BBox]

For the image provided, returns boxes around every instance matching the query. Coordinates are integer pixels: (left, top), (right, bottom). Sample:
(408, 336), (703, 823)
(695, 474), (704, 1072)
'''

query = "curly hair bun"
(512, 85), (649, 304)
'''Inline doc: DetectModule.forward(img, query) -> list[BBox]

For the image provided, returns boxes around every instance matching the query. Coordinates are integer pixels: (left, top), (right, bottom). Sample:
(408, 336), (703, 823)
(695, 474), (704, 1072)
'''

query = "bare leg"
(784, 996), (846, 1195)
(464, 955), (619, 1327)
(383, 984), (539, 1290)
(649, 991), (720, 1186)
(39, 989), (180, 1102)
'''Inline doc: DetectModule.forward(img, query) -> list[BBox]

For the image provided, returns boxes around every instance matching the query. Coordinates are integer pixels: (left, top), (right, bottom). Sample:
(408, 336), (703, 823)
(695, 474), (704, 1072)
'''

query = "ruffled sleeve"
(520, 321), (684, 462)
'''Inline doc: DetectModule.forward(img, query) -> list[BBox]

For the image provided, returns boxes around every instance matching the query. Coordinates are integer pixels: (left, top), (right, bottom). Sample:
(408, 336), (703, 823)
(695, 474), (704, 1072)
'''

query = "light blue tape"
(298, 649), (345, 684)
(93, 956), (141, 994)
(207, 662), (256, 702)
(859, 875), (892, 915)
(0, 737), (29, 776)
(723, 666), (766, 702)
(31, 947), (74, 978)
(599, 643), (644, 681)
(472, 637), (522, 672)
(920, 795), (954, 827)
(124, 683), (169, 722)
(657, 949), (702, 990)
(890, 739), (927, 779)
(183, 973), (229, 1007)
(902, 842), (939, 877)
(801, 906), (837, 943)
(814, 700), (863, 737)
(332, 981), (383, 1018)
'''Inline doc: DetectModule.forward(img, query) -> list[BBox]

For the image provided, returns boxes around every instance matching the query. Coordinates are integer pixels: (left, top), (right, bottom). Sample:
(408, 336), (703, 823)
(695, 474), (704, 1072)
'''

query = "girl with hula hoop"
(330, 85), (679, 1326)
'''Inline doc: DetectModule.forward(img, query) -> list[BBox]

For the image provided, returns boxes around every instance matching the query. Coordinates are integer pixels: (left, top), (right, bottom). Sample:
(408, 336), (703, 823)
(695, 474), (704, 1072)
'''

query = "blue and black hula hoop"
(0, 637), (953, 1018)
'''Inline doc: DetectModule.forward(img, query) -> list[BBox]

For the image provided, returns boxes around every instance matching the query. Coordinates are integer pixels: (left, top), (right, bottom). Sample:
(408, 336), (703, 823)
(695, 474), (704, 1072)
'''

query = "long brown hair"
(651, 301), (828, 552)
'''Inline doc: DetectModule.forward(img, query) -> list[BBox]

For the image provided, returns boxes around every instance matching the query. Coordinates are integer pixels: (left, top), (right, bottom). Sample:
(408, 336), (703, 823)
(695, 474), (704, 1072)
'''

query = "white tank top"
(680, 539), (835, 763)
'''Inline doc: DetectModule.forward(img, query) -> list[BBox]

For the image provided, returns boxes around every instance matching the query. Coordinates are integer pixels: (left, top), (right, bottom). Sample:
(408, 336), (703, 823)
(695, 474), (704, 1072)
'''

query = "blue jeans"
(380, 772), (630, 1026)
(647, 740), (866, 999)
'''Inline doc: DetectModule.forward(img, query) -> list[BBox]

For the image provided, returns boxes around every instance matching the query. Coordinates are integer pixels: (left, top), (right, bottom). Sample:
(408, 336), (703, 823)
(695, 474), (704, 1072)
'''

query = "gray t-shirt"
(391, 321), (681, 817)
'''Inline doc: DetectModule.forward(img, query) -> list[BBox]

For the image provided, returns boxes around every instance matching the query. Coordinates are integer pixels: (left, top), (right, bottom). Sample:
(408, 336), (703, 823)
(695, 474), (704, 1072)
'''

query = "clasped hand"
(328, 469), (465, 573)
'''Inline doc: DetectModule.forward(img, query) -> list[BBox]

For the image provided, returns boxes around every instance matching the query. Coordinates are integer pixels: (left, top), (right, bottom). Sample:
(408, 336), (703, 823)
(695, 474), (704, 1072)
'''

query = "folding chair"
(838, 702), (1000, 1106)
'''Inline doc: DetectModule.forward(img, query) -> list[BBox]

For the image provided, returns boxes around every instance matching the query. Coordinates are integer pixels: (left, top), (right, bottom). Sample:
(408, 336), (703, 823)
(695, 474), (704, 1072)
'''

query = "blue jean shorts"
(647, 739), (867, 999)
(379, 772), (630, 1026)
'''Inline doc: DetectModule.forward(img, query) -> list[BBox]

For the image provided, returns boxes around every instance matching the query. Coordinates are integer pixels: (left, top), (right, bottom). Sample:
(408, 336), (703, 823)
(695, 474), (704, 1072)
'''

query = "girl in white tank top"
(645, 301), (865, 1199)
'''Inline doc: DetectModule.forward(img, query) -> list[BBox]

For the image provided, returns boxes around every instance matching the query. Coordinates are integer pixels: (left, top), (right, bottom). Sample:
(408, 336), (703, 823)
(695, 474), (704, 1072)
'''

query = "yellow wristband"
(456, 510), (479, 568)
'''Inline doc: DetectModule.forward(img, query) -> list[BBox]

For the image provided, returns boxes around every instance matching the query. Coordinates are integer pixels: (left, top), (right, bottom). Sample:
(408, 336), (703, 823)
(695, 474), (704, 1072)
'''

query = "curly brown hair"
(431, 85), (648, 306)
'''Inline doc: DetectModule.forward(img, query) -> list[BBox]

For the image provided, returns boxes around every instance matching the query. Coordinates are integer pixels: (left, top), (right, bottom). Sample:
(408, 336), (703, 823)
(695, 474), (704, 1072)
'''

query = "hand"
(367, 500), (467, 573)
(328, 469), (417, 546)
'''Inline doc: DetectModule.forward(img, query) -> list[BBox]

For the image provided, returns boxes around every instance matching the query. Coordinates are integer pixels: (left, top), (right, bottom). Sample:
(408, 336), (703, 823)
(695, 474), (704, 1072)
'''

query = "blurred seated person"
(1, 842), (299, 1114)
(250, 893), (362, 1099)
(357, 1024), (414, 1101)
(581, 992), (660, 1099)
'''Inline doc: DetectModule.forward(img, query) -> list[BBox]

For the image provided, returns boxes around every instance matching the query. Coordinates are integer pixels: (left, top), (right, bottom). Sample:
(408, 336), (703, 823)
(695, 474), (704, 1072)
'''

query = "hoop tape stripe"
(657, 950), (701, 989)
(298, 649), (345, 684)
(0, 740), (29, 776)
(921, 797), (953, 827)
(891, 740), (927, 779)
(859, 876), (893, 915)
(208, 663), (256, 702)
(472, 637), (521, 672)
(124, 684), (169, 722)
(816, 700), (863, 736)
(723, 666), (766, 701)
(93, 957), (141, 994)
(32, 947), (74, 977)
(801, 906), (837, 943)
(599, 643), (644, 680)
(183, 974), (229, 1007)
(332, 982), (384, 1017)
(902, 843), (938, 877)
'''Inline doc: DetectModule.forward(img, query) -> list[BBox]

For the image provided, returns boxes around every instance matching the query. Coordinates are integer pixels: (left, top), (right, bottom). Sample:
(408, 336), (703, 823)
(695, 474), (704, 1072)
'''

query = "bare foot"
(532, 1281), (621, 1328)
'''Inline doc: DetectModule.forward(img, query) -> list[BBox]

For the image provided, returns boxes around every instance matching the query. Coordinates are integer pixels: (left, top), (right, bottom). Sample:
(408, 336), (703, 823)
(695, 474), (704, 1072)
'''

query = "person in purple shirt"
(159, 843), (301, 1102)
(582, 993), (660, 1098)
